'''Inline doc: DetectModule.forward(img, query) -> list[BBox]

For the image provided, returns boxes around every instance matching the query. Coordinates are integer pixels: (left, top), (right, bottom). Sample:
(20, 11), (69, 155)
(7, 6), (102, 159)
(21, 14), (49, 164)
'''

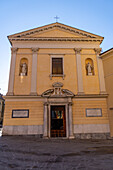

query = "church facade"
(3, 22), (110, 139)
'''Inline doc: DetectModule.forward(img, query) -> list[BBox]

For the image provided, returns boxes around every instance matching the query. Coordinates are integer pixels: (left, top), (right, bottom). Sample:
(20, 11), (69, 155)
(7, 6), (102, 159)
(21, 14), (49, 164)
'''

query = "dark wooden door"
(51, 106), (66, 137)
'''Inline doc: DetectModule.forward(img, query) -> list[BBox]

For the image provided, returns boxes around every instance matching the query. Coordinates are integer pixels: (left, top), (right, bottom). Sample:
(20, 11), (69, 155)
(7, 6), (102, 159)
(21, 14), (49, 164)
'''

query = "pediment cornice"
(8, 37), (103, 43)
(8, 22), (104, 44)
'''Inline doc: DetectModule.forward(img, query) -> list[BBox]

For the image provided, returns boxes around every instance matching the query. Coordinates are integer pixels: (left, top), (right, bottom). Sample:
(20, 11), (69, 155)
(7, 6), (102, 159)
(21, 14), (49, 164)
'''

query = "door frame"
(50, 105), (66, 137)
(48, 103), (69, 138)
(43, 97), (74, 139)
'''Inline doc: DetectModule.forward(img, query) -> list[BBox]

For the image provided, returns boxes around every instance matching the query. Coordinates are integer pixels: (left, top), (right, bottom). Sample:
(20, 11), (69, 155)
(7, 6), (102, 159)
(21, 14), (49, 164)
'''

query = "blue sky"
(0, 0), (113, 95)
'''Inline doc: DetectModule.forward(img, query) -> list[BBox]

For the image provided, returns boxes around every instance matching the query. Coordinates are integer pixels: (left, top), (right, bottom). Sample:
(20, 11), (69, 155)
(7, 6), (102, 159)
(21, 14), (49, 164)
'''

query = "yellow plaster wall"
(13, 48), (101, 95)
(81, 49), (100, 94)
(3, 101), (43, 126)
(37, 48), (78, 94)
(102, 53), (113, 136)
(72, 99), (109, 125)
(14, 48), (32, 95)
(103, 55), (113, 79)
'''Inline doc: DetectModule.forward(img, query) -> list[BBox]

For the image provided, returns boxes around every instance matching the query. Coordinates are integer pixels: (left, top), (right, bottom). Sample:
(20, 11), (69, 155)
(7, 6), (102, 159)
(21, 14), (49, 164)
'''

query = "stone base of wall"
(3, 125), (43, 135)
(74, 124), (110, 134)
(74, 133), (113, 139)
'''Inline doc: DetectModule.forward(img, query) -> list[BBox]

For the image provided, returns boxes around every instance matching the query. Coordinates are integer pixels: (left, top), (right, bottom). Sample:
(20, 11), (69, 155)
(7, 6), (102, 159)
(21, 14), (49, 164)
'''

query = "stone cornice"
(75, 94), (108, 98)
(9, 37), (103, 43)
(5, 93), (108, 100)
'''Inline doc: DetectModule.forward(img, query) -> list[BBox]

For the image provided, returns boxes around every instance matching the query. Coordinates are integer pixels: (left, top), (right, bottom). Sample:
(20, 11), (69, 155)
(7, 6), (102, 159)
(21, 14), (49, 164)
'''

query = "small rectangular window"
(52, 58), (63, 74)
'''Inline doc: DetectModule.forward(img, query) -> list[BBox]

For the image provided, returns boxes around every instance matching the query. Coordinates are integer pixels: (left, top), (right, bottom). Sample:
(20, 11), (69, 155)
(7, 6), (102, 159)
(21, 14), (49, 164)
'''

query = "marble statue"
(86, 62), (93, 75)
(20, 63), (27, 76)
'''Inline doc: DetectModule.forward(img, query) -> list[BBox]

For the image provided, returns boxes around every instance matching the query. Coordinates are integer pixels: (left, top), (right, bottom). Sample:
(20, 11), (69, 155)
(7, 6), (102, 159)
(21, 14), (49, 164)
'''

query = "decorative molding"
(41, 89), (75, 97)
(68, 102), (73, 106)
(49, 74), (65, 80)
(62, 89), (75, 96)
(9, 37), (103, 43)
(11, 47), (18, 53)
(94, 48), (101, 55)
(6, 92), (14, 96)
(44, 102), (48, 106)
(30, 92), (38, 96)
(32, 48), (39, 53)
(52, 82), (63, 87)
(42, 83), (75, 97)
(42, 89), (54, 97)
(75, 94), (108, 98)
(74, 48), (82, 54)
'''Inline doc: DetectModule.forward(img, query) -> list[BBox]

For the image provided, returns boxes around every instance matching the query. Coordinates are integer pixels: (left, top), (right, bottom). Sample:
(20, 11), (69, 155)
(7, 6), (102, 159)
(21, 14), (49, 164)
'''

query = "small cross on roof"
(54, 15), (60, 22)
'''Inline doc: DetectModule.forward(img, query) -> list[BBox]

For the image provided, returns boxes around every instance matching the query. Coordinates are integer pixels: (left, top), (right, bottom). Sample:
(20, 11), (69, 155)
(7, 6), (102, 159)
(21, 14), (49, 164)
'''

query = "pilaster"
(7, 48), (18, 95)
(74, 48), (84, 95)
(68, 101), (74, 139)
(43, 102), (48, 138)
(94, 48), (106, 94)
(30, 48), (39, 95)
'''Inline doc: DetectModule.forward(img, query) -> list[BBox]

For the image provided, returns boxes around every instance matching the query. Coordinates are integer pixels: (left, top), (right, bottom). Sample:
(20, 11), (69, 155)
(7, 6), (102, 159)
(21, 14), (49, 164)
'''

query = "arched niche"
(85, 58), (94, 76)
(19, 58), (28, 76)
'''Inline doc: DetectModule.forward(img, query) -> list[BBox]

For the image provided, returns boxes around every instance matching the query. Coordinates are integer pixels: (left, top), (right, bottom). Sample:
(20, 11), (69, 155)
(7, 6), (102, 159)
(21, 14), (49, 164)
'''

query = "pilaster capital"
(69, 102), (73, 106)
(44, 102), (48, 106)
(32, 48), (39, 53)
(94, 48), (101, 55)
(74, 48), (82, 54)
(11, 48), (18, 54)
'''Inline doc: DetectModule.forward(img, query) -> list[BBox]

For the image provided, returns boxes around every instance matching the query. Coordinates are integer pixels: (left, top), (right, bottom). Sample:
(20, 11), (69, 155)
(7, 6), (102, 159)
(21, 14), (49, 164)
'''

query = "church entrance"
(51, 106), (66, 137)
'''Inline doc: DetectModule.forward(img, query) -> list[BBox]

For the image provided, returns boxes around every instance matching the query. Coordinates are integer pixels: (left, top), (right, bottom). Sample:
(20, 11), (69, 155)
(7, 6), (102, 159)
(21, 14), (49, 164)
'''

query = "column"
(74, 48), (84, 95)
(94, 48), (106, 94)
(43, 102), (48, 138)
(7, 48), (18, 95)
(68, 102), (74, 139)
(30, 48), (39, 95)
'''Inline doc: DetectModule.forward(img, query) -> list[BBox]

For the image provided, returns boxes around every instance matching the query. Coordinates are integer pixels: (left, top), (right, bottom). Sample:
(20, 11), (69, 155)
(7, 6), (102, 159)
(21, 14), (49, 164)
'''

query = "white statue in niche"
(20, 63), (27, 76)
(86, 62), (93, 75)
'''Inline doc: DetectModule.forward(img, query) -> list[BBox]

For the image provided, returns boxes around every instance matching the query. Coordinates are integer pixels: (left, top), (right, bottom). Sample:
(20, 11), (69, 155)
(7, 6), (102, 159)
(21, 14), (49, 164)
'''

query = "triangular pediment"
(21, 28), (87, 38)
(8, 22), (104, 43)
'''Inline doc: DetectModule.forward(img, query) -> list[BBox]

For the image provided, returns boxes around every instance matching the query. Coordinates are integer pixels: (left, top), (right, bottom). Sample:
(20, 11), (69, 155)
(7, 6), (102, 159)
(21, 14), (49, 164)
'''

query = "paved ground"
(1, 136), (113, 169)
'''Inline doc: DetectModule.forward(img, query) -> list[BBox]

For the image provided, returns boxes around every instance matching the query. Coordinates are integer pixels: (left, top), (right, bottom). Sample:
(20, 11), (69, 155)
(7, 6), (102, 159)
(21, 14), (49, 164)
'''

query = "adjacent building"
(101, 48), (113, 137)
(3, 22), (110, 139)
(0, 93), (5, 127)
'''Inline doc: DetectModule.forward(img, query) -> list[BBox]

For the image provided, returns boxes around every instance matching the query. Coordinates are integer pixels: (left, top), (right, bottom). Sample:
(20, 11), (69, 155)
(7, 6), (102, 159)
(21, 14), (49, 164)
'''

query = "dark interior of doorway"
(51, 105), (66, 137)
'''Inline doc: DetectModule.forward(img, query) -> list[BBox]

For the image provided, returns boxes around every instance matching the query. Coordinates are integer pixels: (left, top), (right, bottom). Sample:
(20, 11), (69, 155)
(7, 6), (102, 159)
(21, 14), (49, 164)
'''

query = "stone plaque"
(86, 108), (102, 117)
(12, 110), (29, 118)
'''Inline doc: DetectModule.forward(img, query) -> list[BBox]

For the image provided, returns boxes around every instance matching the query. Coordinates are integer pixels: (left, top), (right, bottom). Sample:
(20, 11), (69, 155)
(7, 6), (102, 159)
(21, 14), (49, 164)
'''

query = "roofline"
(100, 47), (113, 56)
(7, 22), (57, 37)
(7, 22), (104, 39)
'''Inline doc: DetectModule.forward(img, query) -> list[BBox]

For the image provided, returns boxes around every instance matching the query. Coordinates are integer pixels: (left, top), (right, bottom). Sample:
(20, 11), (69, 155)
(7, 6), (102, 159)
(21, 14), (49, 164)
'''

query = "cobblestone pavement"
(1, 136), (113, 169)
